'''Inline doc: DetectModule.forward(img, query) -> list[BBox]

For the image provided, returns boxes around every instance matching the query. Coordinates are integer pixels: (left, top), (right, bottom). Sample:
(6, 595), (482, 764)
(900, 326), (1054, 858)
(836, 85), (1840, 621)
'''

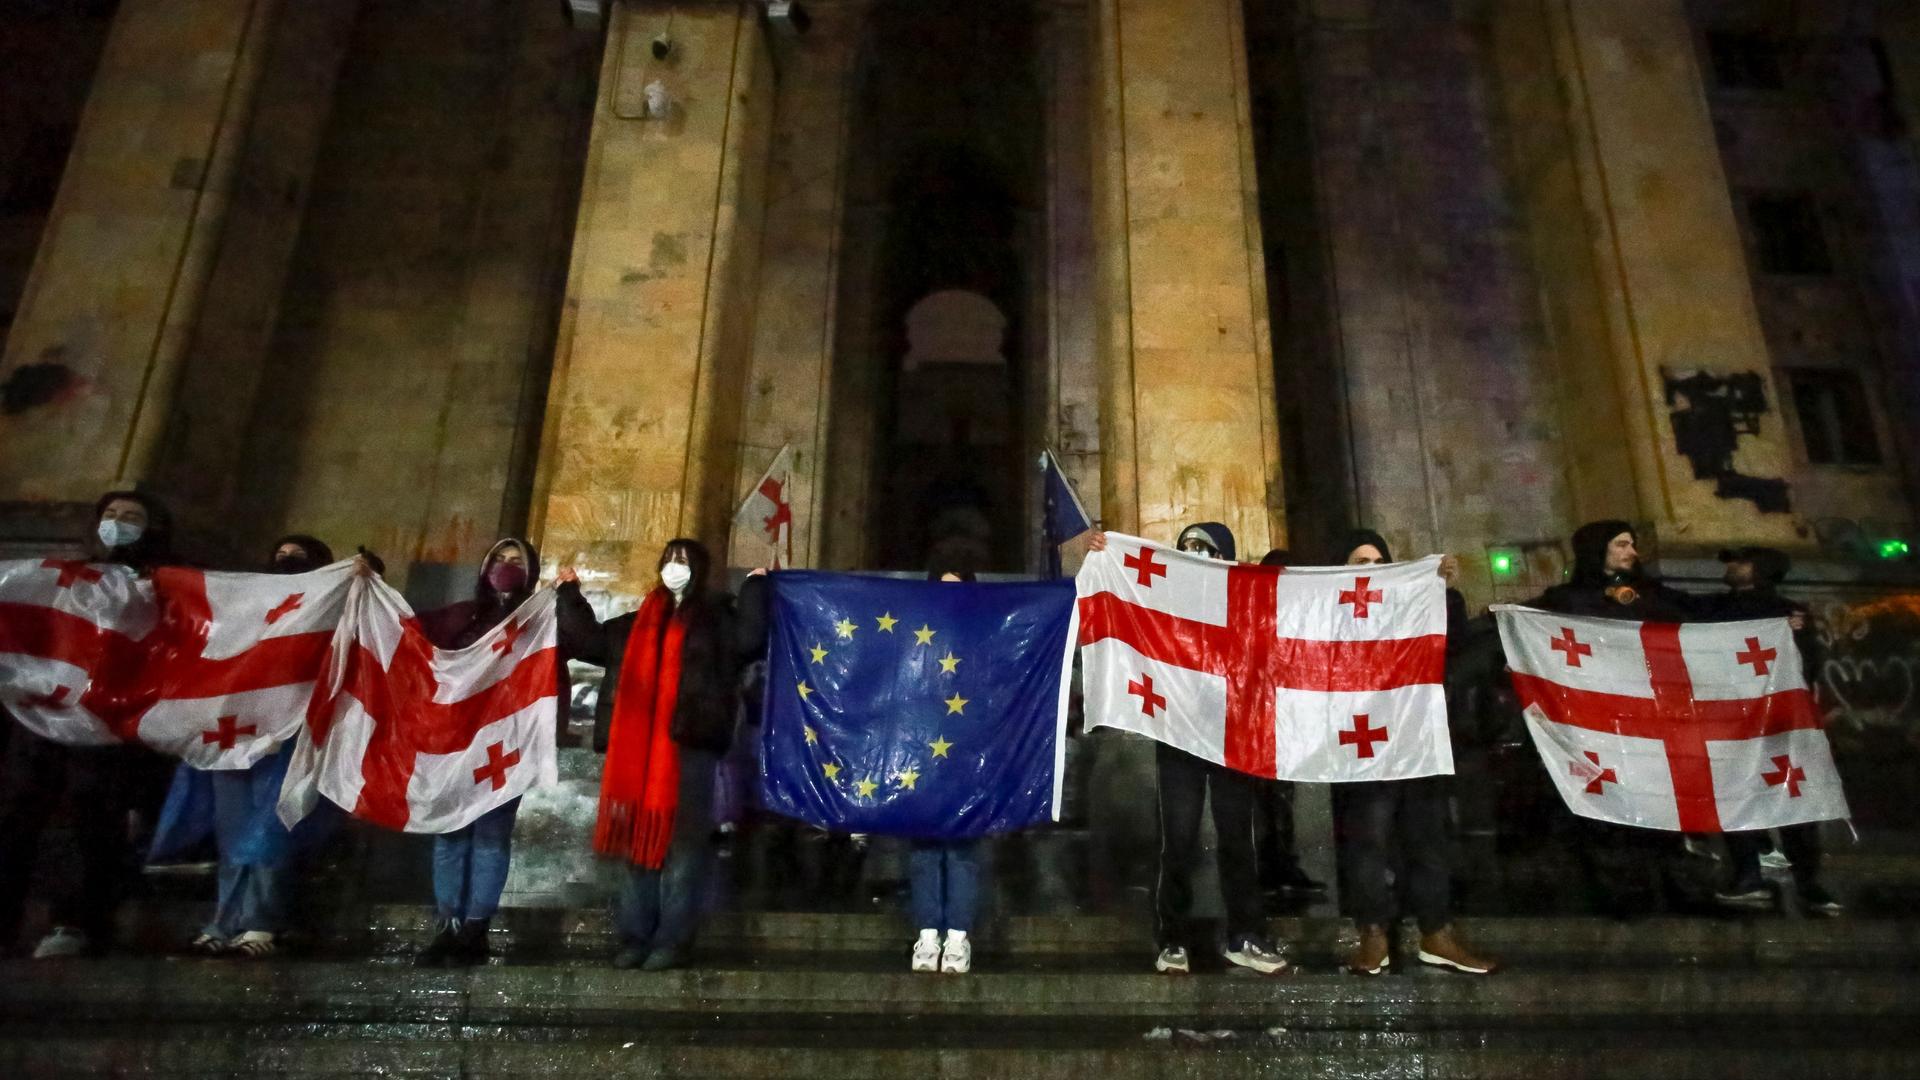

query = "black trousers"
(1154, 744), (1262, 950)
(0, 728), (137, 946)
(1253, 779), (1300, 888)
(1726, 825), (1823, 888)
(1342, 776), (1452, 933)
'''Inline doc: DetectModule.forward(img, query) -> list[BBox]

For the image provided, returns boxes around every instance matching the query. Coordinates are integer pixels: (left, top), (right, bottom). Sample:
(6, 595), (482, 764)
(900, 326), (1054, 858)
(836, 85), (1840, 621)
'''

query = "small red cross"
(1736, 637), (1777, 677)
(472, 741), (522, 790)
(1127, 673), (1167, 717)
(24, 686), (71, 709)
(41, 559), (103, 589)
(1572, 750), (1618, 795)
(1550, 627), (1593, 667)
(264, 593), (305, 625)
(491, 619), (525, 655)
(759, 476), (792, 537)
(1338, 576), (1383, 619)
(1338, 714), (1389, 758)
(1763, 754), (1805, 798)
(1123, 547), (1168, 588)
(201, 715), (258, 751)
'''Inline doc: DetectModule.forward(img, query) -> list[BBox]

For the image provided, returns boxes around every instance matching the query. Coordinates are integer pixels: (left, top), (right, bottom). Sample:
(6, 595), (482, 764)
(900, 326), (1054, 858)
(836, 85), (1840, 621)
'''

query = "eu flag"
(760, 572), (1077, 839)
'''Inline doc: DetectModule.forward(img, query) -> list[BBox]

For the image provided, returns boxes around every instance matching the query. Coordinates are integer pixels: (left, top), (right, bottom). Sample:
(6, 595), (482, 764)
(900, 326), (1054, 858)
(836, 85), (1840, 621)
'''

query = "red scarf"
(593, 587), (686, 868)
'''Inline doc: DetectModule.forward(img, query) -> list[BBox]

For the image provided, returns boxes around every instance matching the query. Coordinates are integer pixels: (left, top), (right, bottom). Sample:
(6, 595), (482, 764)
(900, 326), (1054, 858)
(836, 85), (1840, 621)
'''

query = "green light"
(1487, 547), (1522, 578)
(1879, 539), (1910, 560)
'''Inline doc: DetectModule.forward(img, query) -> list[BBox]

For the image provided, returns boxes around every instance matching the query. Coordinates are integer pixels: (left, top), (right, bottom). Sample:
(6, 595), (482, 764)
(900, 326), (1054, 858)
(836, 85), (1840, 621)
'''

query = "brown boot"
(1346, 924), (1390, 975)
(1416, 925), (1497, 975)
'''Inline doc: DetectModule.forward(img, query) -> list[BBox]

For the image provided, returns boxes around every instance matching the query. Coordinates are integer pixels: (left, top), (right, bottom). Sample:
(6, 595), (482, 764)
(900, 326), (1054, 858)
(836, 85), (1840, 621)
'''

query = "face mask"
(486, 562), (528, 594)
(660, 563), (693, 594)
(273, 553), (312, 574)
(97, 519), (144, 550)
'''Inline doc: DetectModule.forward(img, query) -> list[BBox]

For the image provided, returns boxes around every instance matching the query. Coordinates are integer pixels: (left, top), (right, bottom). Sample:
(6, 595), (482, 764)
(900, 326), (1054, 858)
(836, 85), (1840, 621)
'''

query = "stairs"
(4, 911), (1918, 1078)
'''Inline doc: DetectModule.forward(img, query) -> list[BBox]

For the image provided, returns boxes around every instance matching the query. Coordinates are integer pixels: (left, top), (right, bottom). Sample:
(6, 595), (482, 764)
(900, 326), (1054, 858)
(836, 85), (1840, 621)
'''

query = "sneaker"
(911, 930), (941, 973)
(1416, 926), (1497, 975)
(1714, 880), (1772, 908)
(1759, 849), (1792, 872)
(1154, 946), (1190, 975)
(1275, 863), (1329, 896)
(940, 931), (971, 975)
(1346, 924), (1390, 976)
(1223, 935), (1289, 975)
(455, 917), (492, 966)
(32, 927), (91, 960)
(186, 932), (228, 957)
(229, 931), (276, 959)
(1801, 884), (1844, 917)
(415, 920), (463, 967)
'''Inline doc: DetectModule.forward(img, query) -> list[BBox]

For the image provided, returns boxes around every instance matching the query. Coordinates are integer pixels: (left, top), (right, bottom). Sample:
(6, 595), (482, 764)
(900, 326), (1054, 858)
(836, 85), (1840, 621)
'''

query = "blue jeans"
(431, 799), (520, 922)
(909, 839), (982, 933)
(205, 764), (290, 938)
(616, 747), (717, 955)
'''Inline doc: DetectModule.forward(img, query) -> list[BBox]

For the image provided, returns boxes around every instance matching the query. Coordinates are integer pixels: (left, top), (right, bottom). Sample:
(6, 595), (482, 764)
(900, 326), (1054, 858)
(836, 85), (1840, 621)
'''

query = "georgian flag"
(0, 558), (350, 768)
(733, 444), (795, 569)
(1494, 606), (1849, 832)
(279, 576), (560, 834)
(1076, 534), (1453, 781)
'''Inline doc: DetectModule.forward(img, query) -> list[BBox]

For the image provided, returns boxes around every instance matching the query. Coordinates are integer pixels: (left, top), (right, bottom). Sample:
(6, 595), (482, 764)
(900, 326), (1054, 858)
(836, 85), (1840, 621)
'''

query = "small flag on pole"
(734, 445), (795, 569)
(1039, 448), (1091, 578)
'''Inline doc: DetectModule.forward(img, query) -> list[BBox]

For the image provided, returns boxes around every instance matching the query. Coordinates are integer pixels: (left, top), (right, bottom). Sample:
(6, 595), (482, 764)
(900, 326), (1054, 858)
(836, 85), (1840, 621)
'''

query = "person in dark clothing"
(1707, 547), (1842, 916)
(1253, 549), (1325, 901)
(1525, 519), (1700, 917)
(1092, 522), (1289, 975)
(555, 539), (766, 971)
(1334, 530), (1496, 976)
(412, 537), (557, 966)
(0, 490), (173, 958)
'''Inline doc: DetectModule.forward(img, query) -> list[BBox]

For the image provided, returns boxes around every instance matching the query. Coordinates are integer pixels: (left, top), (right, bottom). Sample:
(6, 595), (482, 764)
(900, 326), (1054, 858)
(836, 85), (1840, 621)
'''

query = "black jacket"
(1705, 587), (1822, 681)
(1526, 520), (1699, 622)
(556, 575), (768, 755)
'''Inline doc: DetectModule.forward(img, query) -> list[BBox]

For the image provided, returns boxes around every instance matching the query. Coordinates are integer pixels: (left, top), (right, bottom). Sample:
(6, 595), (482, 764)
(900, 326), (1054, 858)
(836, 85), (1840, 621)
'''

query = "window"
(1788, 369), (1882, 467)
(1707, 32), (1787, 91)
(1747, 193), (1833, 276)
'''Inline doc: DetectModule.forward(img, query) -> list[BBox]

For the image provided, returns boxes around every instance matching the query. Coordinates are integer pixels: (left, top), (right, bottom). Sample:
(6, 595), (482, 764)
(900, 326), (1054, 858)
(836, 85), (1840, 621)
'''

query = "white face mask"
(97, 519), (144, 550)
(660, 562), (693, 594)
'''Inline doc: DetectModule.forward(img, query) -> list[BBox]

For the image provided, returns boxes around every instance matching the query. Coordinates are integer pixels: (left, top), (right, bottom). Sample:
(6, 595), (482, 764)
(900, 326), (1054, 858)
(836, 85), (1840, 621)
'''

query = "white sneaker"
(1154, 946), (1190, 974)
(1759, 850), (1792, 872)
(940, 931), (971, 974)
(32, 926), (90, 959)
(230, 931), (277, 959)
(1223, 935), (1289, 975)
(910, 930), (940, 973)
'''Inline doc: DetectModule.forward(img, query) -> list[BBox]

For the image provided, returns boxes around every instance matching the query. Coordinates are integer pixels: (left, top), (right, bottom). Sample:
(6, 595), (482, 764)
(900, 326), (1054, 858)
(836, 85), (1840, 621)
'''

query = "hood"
(475, 536), (540, 604)
(1176, 522), (1237, 562)
(1336, 528), (1393, 565)
(1570, 519), (1635, 586)
(269, 533), (334, 572)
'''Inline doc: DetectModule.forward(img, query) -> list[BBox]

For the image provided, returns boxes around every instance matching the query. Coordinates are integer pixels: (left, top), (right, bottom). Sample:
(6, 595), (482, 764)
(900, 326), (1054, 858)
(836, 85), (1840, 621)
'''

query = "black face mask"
(272, 554), (314, 575)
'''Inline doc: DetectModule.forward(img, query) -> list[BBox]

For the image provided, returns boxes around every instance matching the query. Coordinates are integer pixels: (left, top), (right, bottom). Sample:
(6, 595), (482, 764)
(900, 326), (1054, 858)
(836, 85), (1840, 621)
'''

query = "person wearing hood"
(1707, 548), (1841, 916)
(0, 490), (174, 958)
(1090, 523), (1290, 976)
(1333, 530), (1497, 977)
(1526, 520), (1698, 621)
(555, 538), (766, 971)
(412, 537), (557, 966)
(168, 535), (336, 959)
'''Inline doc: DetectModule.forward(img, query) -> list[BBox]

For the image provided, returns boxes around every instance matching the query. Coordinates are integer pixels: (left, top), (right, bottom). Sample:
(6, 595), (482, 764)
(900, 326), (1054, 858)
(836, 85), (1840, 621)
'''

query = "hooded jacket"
(418, 539), (571, 735)
(1527, 520), (1697, 621)
(269, 534), (334, 573)
(1176, 522), (1237, 562)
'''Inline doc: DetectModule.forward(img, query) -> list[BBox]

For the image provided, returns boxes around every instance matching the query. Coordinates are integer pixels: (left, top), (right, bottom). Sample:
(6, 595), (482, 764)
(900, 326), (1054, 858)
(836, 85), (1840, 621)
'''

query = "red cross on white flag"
(733, 445), (795, 570)
(278, 577), (560, 834)
(1075, 533), (1454, 781)
(1493, 606), (1849, 833)
(0, 558), (352, 769)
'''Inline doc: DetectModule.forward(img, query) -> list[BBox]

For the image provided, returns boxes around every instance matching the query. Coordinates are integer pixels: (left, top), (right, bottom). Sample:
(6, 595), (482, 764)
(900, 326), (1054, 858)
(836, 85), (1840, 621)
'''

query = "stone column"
(530, 1), (773, 594)
(1493, 0), (1800, 549)
(0, 0), (286, 506)
(1089, 0), (1285, 552)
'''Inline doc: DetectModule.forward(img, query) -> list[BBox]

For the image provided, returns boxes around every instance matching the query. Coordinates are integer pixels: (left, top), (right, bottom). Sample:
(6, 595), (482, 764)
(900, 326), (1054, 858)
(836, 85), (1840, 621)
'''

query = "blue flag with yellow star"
(760, 572), (1078, 839)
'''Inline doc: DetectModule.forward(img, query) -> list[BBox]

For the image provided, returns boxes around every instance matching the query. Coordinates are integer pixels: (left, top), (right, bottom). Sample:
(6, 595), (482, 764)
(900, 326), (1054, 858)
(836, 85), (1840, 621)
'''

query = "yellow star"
(835, 618), (857, 640)
(797, 680), (813, 701)
(823, 761), (841, 781)
(913, 625), (936, 646)
(944, 693), (969, 715)
(804, 725), (818, 745)
(929, 735), (953, 758)
(895, 766), (920, 791)
(855, 777), (879, 798)
(938, 652), (961, 674)
(875, 612), (899, 633)
(810, 643), (829, 664)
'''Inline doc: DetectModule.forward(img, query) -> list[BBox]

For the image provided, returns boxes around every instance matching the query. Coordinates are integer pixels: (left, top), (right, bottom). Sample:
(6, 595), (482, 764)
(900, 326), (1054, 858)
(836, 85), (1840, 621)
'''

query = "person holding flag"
(556, 539), (765, 972)
(909, 558), (987, 974)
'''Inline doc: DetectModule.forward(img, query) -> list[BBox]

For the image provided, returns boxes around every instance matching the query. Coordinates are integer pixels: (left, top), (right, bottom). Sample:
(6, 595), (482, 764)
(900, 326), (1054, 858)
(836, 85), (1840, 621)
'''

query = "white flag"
(733, 445), (794, 569)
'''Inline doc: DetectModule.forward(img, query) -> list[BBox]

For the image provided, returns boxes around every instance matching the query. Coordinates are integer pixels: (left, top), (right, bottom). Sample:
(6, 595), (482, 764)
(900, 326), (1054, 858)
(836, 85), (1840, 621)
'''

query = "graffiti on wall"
(1663, 369), (1792, 513)
(1813, 592), (1920, 739)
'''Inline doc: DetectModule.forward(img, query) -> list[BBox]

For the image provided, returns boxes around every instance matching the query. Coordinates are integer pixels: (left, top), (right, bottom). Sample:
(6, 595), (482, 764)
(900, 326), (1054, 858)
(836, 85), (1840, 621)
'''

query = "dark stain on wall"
(1664, 368), (1792, 512)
